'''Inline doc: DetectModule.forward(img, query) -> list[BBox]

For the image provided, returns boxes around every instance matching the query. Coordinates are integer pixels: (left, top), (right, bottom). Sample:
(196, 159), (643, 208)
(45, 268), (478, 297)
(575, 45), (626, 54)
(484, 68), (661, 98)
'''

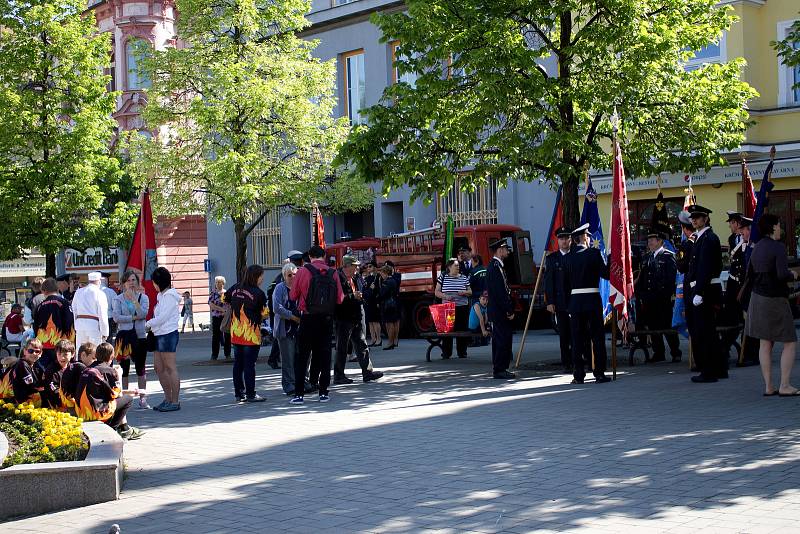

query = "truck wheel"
(411, 299), (436, 336)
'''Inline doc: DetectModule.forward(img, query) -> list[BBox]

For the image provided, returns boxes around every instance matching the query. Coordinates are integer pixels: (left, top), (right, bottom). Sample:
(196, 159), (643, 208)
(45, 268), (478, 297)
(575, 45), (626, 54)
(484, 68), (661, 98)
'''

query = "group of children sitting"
(0, 337), (144, 441)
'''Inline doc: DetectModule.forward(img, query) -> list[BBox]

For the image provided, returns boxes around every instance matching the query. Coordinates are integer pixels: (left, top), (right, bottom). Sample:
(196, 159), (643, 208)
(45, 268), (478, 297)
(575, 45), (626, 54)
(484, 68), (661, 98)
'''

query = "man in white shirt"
(72, 271), (109, 347)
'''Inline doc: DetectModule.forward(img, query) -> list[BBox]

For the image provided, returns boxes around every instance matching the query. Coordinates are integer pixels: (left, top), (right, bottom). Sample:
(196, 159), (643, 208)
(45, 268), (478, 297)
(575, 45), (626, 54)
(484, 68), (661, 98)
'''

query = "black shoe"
(493, 371), (516, 379)
(383, 344), (395, 351)
(333, 376), (354, 385)
(691, 374), (718, 383)
(457, 354), (468, 358)
(594, 375), (611, 383)
(235, 395), (244, 403)
(570, 378), (585, 384)
(245, 395), (266, 403)
(364, 371), (384, 382)
(211, 356), (219, 360)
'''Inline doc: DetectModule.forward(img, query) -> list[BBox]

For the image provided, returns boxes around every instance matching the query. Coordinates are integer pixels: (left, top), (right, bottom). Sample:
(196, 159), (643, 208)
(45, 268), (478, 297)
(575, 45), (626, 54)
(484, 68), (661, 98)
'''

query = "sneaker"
(137, 397), (151, 410)
(318, 394), (330, 403)
(152, 400), (168, 411)
(117, 427), (134, 439)
(333, 376), (354, 385)
(363, 371), (384, 382)
(245, 395), (266, 403)
(159, 402), (181, 412)
(289, 396), (304, 405)
(127, 427), (146, 440)
(235, 395), (245, 403)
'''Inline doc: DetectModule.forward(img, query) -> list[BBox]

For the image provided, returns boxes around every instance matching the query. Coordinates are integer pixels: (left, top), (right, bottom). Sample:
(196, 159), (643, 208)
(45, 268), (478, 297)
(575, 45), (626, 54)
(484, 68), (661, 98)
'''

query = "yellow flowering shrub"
(1, 401), (87, 467)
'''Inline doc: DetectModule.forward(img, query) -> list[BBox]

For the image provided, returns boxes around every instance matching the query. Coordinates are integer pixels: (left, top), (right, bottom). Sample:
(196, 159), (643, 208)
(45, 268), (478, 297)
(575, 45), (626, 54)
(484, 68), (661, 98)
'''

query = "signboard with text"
(64, 247), (120, 274)
(0, 255), (46, 278)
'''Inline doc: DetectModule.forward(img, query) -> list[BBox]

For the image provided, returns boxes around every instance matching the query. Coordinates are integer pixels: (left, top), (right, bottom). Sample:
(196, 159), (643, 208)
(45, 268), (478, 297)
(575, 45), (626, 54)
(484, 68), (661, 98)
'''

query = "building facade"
(588, 1), (800, 256)
(206, 0), (558, 284)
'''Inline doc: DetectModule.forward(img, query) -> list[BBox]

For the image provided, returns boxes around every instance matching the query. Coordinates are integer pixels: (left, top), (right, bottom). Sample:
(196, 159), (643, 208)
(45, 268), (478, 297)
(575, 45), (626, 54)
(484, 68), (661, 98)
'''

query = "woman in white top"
(434, 258), (472, 358)
(112, 270), (150, 405)
(145, 267), (182, 412)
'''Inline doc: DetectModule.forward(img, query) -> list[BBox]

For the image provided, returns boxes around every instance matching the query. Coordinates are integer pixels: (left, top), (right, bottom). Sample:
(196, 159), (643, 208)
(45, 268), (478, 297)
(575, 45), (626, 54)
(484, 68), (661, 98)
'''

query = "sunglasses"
(26, 348), (42, 355)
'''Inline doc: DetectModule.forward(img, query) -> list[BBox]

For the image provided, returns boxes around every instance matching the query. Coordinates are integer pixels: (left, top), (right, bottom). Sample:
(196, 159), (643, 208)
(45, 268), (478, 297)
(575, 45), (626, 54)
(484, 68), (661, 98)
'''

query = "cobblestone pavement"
(4, 330), (800, 533)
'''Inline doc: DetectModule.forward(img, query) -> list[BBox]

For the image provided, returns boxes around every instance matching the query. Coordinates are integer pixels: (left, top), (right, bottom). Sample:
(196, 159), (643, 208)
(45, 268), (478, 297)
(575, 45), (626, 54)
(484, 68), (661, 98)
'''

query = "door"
(512, 231), (535, 285)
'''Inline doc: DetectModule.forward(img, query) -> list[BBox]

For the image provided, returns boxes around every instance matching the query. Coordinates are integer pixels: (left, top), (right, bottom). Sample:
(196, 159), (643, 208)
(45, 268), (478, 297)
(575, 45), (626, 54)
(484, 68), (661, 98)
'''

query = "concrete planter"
(0, 421), (124, 520)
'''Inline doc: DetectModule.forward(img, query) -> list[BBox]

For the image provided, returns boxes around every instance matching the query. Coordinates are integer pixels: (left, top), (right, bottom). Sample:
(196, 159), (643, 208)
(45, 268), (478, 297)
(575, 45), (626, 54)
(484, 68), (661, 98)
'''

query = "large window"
(436, 175), (498, 226)
(777, 20), (800, 106)
(391, 41), (417, 88)
(343, 50), (366, 125)
(251, 210), (282, 268)
(684, 33), (726, 71)
(126, 39), (151, 90)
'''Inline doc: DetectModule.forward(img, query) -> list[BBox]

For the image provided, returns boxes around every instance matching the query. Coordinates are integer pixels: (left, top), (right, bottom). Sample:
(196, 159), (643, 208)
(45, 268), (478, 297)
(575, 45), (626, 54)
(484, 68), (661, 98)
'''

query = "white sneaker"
(138, 397), (151, 410)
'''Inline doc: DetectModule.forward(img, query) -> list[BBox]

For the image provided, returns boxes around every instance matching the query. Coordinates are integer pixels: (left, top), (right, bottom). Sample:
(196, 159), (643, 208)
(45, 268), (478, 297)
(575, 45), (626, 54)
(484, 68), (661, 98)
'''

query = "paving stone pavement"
(3, 329), (800, 533)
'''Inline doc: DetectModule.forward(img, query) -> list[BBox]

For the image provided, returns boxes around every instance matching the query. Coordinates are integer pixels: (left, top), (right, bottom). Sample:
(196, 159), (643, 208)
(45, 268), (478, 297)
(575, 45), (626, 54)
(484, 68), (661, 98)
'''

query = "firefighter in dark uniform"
(685, 205), (725, 383)
(637, 228), (681, 362)
(727, 217), (760, 366)
(486, 238), (516, 379)
(675, 210), (696, 275)
(544, 226), (574, 373)
(564, 223), (611, 384)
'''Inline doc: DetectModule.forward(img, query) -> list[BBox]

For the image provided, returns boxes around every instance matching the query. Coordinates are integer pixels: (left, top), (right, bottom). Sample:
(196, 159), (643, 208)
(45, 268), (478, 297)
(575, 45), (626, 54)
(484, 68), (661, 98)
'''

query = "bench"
(419, 331), (479, 362)
(626, 325), (742, 366)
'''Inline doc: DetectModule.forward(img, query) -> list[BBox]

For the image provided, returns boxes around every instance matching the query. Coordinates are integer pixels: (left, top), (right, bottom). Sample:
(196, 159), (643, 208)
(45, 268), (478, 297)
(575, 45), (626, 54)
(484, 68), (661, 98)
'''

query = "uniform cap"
(687, 205), (712, 218)
(571, 223), (590, 236)
(555, 226), (572, 238)
(725, 211), (743, 222)
(55, 274), (70, 282)
(738, 216), (752, 228)
(287, 250), (304, 261)
(646, 229), (667, 240)
(87, 271), (101, 282)
(342, 255), (361, 267)
(489, 238), (511, 251)
(678, 211), (692, 226)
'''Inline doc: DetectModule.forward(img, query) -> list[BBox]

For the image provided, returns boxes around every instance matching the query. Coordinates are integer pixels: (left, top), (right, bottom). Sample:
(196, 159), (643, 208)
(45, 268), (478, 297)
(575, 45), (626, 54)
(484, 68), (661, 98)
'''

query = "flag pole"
(514, 248), (547, 369)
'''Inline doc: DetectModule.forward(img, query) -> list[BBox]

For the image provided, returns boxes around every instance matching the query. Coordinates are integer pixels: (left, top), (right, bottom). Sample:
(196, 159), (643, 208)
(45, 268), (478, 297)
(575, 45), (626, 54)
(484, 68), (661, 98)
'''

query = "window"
(343, 50), (365, 125)
(777, 20), (800, 107)
(684, 32), (726, 71)
(251, 210), (282, 268)
(332, 0), (357, 5)
(126, 39), (151, 90)
(391, 42), (417, 88)
(436, 175), (498, 226)
(106, 38), (116, 93)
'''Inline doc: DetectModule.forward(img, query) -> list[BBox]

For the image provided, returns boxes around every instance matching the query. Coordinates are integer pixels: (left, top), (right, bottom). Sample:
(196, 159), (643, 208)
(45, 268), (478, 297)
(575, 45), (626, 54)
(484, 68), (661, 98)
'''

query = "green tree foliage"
(773, 16), (800, 88)
(0, 0), (136, 275)
(130, 0), (373, 278)
(337, 0), (758, 227)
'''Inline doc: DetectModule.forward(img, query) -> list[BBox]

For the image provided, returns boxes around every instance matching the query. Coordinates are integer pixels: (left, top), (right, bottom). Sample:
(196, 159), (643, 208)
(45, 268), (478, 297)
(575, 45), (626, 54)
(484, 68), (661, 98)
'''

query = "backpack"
(305, 264), (337, 315)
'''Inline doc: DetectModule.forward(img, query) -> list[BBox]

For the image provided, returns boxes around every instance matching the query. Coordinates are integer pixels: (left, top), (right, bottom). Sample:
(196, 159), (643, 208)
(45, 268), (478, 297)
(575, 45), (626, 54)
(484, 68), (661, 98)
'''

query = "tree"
(130, 0), (373, 279)
(773, 16), (800, 89)
(337, 0), (758, 227)
(0, 0), (134, 276)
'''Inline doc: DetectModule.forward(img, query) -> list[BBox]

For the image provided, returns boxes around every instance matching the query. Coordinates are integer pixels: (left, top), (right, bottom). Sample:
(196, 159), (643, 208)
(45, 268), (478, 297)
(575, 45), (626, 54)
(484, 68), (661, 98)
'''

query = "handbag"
(220, 305), (232, 333)
(146, 331), (157, 352)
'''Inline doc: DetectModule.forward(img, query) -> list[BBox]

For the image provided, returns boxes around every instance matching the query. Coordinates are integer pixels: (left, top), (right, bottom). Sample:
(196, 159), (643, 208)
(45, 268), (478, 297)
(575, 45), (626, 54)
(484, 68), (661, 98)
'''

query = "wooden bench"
(626, 325), (742, 366)
(419, 331), (479, 362)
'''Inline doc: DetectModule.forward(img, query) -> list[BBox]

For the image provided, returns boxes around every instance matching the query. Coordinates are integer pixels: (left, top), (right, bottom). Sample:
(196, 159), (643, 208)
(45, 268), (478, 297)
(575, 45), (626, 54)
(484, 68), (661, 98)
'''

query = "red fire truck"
(325, 224), (545, 334)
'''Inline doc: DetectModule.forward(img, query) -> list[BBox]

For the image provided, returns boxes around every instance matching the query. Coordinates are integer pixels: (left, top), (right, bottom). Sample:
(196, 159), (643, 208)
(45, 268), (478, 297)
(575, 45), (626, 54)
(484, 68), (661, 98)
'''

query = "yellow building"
(591, 0), (800, 255)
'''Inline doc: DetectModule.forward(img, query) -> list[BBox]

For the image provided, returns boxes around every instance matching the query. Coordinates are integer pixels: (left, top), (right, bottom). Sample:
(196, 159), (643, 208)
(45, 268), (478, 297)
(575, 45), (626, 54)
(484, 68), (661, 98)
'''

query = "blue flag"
(749, 159), (775, 246)
(580, 179), (612, 320)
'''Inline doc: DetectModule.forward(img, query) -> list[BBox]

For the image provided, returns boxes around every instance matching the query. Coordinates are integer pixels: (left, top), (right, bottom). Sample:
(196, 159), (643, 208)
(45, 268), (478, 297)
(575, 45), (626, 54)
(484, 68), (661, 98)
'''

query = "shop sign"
(0, 255), (46, 278)
(64, 247), (120, 273)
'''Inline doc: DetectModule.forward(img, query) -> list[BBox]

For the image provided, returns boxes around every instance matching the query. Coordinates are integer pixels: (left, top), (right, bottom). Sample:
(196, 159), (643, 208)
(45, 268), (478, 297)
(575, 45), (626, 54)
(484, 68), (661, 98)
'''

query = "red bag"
(429, 302), (456, 333)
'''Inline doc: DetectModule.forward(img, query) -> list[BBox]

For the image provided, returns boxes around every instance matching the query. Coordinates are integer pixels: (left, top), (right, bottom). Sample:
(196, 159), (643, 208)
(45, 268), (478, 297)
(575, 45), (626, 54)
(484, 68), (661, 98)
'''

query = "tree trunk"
(562, 177), (580, 229)
(45, 253), (56, 278)
(234, 218), (248, 283)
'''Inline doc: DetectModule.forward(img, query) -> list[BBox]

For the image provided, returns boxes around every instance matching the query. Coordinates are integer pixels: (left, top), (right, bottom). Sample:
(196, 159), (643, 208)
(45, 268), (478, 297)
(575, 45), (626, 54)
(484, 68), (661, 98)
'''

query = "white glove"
(692, 295), (703, 306)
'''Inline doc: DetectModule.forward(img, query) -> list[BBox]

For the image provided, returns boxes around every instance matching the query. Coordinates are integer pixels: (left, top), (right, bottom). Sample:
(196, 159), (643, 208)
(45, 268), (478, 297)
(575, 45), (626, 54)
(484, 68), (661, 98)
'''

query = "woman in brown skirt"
(745, 213), (799, 396)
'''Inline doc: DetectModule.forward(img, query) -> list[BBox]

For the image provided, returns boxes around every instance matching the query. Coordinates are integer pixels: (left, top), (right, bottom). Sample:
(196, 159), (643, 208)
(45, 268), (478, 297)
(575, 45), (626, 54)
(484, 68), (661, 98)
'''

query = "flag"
(749, 150), (776, 245)
(608, 140), (635, 331)
(580, 179), (612, 320)
(545, 185), (565, 252)
(444, 215), (455, 261)
(671, 230), (689, 338)
(312, 203), (326, 249)
(741, 158), (756, 218)
(125, 189), (159, 320)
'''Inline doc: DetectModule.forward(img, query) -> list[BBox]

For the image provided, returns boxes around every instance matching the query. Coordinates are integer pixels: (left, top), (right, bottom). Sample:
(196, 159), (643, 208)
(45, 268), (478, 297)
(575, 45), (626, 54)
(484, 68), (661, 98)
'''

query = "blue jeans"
(233, 344), (260, 398)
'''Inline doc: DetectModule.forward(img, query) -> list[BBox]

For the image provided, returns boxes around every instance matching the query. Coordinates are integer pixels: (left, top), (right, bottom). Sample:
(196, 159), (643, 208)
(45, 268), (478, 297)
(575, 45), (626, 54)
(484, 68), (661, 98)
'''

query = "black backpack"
(305, 264), (337, 315)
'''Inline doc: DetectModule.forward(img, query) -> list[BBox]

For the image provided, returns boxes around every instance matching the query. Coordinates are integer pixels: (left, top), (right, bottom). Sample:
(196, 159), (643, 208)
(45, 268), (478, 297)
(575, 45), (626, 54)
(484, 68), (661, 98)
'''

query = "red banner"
(314, 205), (326, 250)
(608, 140), (634, 330)
(545, 185), (564, 252)
(742, 159), (756, 218)
(125, 189), (159, 320)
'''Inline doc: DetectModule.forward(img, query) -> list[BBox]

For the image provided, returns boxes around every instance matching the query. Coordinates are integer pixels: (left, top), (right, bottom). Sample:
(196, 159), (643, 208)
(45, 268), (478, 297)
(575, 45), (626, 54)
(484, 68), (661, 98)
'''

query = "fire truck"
(325, 224), (545, 335)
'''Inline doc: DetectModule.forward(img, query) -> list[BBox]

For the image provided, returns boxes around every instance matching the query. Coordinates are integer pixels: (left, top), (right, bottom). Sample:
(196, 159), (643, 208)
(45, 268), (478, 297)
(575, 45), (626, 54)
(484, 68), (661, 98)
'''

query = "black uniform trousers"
(491, 316), (513, 373)
(295, 314), (333, 396)
(334, 315), (373, 379)
(555, 311), (572, 369)
(686, 299), (725, 378)
(640, 299), (681, 360)
(570, 310), (607, 381)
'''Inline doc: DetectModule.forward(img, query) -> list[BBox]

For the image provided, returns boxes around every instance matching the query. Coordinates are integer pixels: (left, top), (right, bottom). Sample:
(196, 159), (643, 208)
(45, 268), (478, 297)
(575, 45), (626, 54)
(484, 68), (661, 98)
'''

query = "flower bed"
(0, 402), (87, 468)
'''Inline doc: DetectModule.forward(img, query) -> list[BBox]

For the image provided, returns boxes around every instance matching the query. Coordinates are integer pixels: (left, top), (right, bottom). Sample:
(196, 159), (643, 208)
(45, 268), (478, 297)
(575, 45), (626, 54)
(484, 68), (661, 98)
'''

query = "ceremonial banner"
(741, 158), (756, 219)
(749, 148), (776, 245)
(545, 185), (564, 252)
(580, 179), (612, 320)
(608, 140), (634, 330)
(125, 189), (159, 320)
(313, 203), (326, 250)
(444, 215), (454, 261)
(671, 190), (693, 338)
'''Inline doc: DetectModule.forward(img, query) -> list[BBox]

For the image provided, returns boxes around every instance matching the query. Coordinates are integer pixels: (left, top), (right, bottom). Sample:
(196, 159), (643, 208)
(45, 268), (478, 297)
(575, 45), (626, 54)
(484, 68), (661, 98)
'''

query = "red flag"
(742, 158), (756, 218)
(608, 140), (634, 331)
(313, 204), (326, 250)
(125, 189), (159, 320)
(545, 185), (564, 252)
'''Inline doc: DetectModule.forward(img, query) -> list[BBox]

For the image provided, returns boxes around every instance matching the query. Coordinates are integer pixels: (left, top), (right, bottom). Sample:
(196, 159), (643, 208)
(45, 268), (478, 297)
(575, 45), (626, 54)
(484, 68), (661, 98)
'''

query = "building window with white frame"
(436, 175), (499, 226)
(126, 38), (151, 90)
(251, 210), (282, 268)
(777, 20), (800, 107)
(683, 32), (727, 71)
(332, 0), (357, 5)
(391, 41), (418, 88)
(343, 50), (366, 125)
